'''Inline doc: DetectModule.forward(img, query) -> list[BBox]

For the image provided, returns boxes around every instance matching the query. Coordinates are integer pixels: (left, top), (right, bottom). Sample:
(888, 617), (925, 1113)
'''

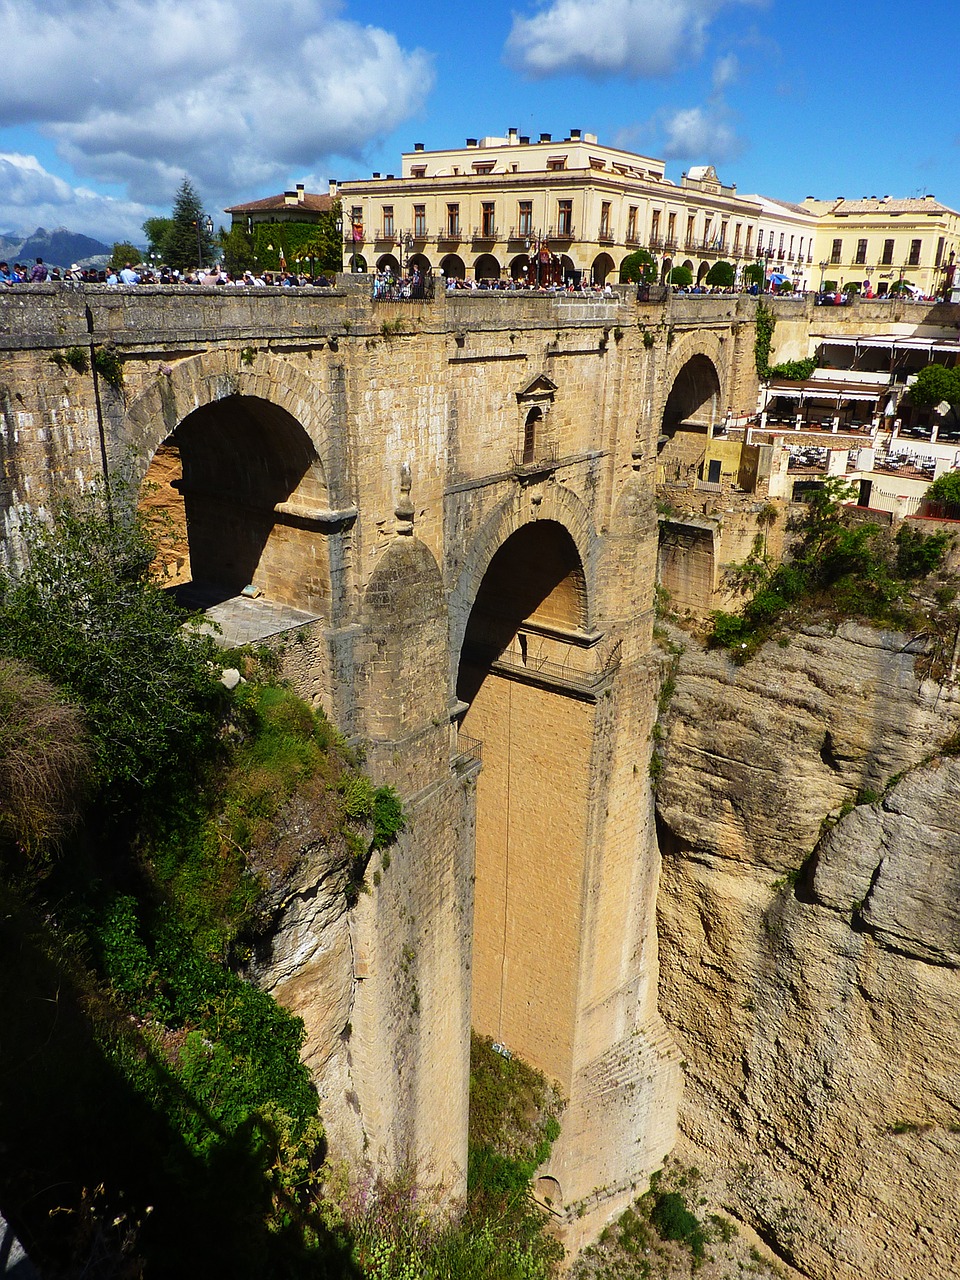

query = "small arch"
(697, 260), (710, 285)
(474, 253), (501, 281)
(522, 406), (542, 463)
(408, 252), (431, 275)
(591, 252), (615, 284)
(682, 259), (694, 274)
(440, 253), (466, 279)
(660, 256), (673, 283)
(661, 353), (722, 440)
(376, 253), (400, 275)
(558, 254), (575, 283)
(349, 253), (367, 273)
(509, 254), (531, 281)
(534, 1176), (562, 1208)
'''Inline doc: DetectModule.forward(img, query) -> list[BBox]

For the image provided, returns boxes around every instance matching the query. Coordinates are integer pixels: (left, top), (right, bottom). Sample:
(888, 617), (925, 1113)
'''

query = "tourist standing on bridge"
(119, 263), (140, 285)
(29, 258), (48, 282)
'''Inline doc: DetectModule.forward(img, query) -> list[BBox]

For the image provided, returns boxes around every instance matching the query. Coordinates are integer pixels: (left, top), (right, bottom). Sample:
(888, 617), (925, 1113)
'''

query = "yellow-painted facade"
(337, 132), (960, 296)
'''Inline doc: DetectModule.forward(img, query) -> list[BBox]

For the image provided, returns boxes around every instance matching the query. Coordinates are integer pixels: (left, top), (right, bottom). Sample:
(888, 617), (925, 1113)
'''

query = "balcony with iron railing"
(438, 227), (462, 242)
(545, 225), (575, 241)
(512, 441), (559, 474)
(472, 225), (500, 241)
(597, 227), (615, 243)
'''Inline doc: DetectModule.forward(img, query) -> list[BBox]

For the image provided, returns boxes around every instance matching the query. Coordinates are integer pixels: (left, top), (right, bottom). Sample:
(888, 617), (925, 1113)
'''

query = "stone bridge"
(0, 278), (782, 1237)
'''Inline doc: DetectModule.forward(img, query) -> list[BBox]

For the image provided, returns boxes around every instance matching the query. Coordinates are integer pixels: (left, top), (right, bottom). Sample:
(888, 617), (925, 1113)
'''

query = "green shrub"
(0, 489), (227, 824)
(649, 1191), (709, 1262)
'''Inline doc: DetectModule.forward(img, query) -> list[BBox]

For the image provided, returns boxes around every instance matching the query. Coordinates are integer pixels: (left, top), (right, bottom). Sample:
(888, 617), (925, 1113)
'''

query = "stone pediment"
(516, 373), (558, 403)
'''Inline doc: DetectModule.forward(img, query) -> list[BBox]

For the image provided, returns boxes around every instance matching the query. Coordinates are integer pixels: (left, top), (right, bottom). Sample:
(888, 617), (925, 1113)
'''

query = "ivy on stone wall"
(754, 301), (816, 381)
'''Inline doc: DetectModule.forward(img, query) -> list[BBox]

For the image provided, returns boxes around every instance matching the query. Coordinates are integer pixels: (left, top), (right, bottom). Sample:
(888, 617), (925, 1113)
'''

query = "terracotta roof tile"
(224, 192), (335, 214)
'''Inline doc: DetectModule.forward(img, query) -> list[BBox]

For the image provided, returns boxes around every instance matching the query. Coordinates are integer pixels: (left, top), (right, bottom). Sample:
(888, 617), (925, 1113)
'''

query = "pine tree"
(166, 178), (216, 270)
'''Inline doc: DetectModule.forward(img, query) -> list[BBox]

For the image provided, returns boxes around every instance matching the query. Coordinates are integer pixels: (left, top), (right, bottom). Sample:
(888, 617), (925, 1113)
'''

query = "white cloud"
(712, 52), (739, 90)
(0, 153), (153, 242)
(661, 106), (740, 161)
(0, 0), (432, 212)
(505, 0), (760, 79)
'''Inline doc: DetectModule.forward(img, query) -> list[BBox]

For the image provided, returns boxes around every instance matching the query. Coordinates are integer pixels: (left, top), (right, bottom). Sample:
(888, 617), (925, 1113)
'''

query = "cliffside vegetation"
(573, 1161), (781, 1279)
(0, 490), (400, 1277)
(0, 489), (571, 1278)
(754, 302), (817, 381)
(708, 478), (957, 662)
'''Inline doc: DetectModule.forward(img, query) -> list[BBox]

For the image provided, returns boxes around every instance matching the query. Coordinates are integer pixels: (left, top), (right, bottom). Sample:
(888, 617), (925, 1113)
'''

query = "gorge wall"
(656, 623), (960, 1278)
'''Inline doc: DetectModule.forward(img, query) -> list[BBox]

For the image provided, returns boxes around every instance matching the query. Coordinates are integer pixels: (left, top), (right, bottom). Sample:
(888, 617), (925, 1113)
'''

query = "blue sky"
(1, 0), (957, 244)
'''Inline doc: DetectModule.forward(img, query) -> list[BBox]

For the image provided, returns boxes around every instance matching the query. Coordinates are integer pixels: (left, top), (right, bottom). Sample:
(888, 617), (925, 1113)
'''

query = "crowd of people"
(0, 257), (338, 288)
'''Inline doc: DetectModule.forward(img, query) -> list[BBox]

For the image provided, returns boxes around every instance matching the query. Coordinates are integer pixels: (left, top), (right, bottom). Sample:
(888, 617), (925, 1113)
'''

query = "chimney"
(283, 190), (297, 206)
(328, 178), (338, 197)
(414, 142), (425, 151)
(466, 138), (478, 147)
(539, 132), (551, 143)
(570, 128), (581, 140)
(519, 136), (530, 146)
(296, 183), (305, 203)
(373, 172), (380, 179)
(508, 127), (518, 143)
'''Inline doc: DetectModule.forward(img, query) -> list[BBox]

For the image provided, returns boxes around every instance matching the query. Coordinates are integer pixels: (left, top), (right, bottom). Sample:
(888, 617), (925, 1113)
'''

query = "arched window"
(523, 406), (542, 464)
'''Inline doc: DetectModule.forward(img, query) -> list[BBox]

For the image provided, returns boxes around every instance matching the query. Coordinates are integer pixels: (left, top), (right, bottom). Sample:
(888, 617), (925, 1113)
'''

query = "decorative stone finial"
(395, 460), (414, 535)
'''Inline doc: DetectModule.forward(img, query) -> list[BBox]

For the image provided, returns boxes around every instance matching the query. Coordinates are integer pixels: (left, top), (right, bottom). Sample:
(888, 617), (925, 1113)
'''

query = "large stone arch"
(122, 350), (342, 614)
(448, 482), (600, 696)
(121, 349), (336, 494)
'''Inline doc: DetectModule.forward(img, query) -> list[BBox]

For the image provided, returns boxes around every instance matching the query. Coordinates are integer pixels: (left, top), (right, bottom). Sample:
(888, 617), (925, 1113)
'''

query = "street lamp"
(402, 231), (413, 273)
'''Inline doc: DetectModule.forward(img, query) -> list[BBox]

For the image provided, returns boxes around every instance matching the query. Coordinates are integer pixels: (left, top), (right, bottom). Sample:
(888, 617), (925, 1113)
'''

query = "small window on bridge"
(523, 406), (542, 464)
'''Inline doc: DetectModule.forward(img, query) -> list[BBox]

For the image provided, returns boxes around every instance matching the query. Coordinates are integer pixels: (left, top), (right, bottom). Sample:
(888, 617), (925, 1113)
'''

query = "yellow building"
(805, 196), (960, 297)
(338, 131), (765, 284)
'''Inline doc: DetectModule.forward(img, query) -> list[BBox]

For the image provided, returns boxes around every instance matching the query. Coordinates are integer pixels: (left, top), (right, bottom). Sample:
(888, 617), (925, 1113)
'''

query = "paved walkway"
(173, 583), (321, 647)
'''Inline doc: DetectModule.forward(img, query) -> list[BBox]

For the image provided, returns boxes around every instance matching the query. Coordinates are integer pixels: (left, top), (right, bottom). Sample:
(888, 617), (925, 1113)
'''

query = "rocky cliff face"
(656, 622), (960, 1279)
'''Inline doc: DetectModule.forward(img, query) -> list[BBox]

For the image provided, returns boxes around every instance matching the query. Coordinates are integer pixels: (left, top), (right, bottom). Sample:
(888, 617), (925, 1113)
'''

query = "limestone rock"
(814, 758), (960, 967)
(656, 624), (960, 1280)
(220, 667), (241, 690)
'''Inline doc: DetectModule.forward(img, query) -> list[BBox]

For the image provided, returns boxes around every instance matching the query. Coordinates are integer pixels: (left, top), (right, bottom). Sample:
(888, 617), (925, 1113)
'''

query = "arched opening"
(558, 254), (575, 283)
(658, 354), (723, 479)
(138, 395), (328, 615)
(440, 253), (466, 279)
(522, 406), (542, 463)
(591, 252), (615, 284)
(474, 253), (501, 282)
(682, 259), (694, 275)
(349, 253), (367, 273)
(697, 261), (710, 285)
(509, 254), (530, 282)
(660, 256), (673, 283)
(376, 253), (400, 275)
(457, 521), (594, 1083)
(408, 252), (431, 275)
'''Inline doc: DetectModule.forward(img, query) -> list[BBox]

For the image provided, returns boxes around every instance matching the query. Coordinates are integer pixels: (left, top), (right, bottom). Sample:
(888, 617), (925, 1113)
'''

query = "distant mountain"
(2, 226), (112, 269)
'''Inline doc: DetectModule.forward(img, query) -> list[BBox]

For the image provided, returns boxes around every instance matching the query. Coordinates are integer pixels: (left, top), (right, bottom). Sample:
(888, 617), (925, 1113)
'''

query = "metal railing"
(455, 732), (483, 765)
